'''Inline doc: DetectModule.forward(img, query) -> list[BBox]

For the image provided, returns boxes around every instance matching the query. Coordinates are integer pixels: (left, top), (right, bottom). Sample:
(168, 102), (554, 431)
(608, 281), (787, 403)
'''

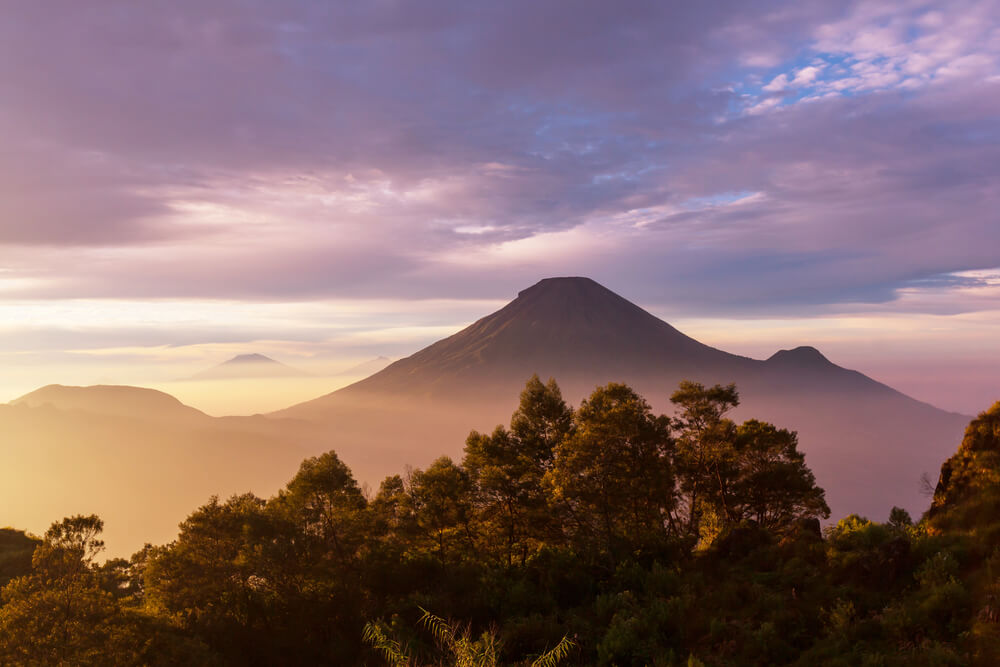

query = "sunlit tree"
(546, 383), (674, 562)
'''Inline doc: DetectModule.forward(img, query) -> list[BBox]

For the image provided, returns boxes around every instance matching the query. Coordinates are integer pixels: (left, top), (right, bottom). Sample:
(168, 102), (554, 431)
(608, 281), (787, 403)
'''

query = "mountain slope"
(275, 277), (970, 522)
(336, 356), (394, 378)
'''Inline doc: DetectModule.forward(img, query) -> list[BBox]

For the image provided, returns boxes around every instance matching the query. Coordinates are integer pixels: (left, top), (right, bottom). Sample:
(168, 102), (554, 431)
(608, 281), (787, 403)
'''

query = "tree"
(546, 383), (675, 562)
(464, 376), (574, 565)
(370, 473), (420, 546)
(0, 528), (41, 589)
(410, 457), (477, 563)
(670, 382), (741, 538)
(0, 516), (209, 665)
(143, 494), (292, 663)
(272, 450), (369, 570)
(730, 420), (830, 529)
(509, 375), (574, 467)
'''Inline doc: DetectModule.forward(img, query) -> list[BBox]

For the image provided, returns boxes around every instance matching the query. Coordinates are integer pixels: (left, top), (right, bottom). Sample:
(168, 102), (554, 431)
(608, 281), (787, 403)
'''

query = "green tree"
(730, 419), (830, 529)
(0, 516), (210, 666)
(670, 381), (741, 538)
(410, 457), (477, 563)
(272, 450), (369, 570)
(464, 375), (574, 565)
(509, 375), (574, 466)
(371, 473), (420, 546)
(546, 383), (675, 562)
(144, 494), (294, 662)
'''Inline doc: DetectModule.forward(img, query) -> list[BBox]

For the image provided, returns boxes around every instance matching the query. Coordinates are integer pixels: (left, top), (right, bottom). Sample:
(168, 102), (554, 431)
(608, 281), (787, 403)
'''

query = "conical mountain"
(189, 353), (307, 380)
(284, 277), (752, 412)
(368, 277), (746, 389)
(275, 277), (970, 523)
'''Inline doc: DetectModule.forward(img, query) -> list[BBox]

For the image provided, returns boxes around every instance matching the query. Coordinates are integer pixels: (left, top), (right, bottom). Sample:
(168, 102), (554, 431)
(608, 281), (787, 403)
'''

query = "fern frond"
(419, 606), (457, 651)
(530, 635), (574, 667)
(362, 621), (411, 667)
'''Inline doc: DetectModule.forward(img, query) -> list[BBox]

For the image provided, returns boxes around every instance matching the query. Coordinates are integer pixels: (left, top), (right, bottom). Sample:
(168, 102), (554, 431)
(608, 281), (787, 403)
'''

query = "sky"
(1, 0), (998, 415)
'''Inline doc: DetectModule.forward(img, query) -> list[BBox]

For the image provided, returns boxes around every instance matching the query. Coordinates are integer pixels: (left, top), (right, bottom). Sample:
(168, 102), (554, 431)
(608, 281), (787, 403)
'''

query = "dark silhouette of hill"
(274, 277), (970, 522)
(188, 353), (308, 380)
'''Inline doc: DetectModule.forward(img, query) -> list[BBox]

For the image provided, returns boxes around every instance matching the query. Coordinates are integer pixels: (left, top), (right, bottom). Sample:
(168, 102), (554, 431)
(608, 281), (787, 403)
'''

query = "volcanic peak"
(227, 353), (278, 364)
(767, 346), (834, 368)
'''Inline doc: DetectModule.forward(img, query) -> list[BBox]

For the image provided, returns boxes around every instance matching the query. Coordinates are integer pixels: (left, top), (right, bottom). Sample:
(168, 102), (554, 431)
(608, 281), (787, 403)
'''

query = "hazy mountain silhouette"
(13, 384), (210, 423)
(275, 277), (970, 522)
(2, 385), (309, 556)
(189, 353), (308, 380)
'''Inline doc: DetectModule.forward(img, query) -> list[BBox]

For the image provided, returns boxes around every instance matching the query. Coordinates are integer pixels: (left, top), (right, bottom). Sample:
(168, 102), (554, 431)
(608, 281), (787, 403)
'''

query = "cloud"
(763, 73), (790, 92)
(0, 0), (996, 325)
(792, 65), (821, 85)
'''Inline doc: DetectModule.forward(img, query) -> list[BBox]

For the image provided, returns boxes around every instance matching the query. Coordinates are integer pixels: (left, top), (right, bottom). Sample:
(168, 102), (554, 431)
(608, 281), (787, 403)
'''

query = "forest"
(2, 377), (999, 666)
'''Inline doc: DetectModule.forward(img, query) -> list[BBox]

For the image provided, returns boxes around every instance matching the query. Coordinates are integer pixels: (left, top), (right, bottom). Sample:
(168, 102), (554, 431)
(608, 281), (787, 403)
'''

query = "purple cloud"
(0, 0), (997, 315)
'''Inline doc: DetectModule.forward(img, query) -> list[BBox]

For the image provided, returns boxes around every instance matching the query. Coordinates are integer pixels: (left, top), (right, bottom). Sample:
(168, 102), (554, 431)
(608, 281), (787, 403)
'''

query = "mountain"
(189, 353), (308, 380)
(1, 386), (310, 557)
(275, 277), (971, 522)
(13, 384), (210, 424)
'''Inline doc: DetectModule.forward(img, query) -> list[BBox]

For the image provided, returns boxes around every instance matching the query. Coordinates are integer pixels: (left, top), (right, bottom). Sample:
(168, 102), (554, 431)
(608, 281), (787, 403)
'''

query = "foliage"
(0, 528), (39, 588)
(0, 516), (212, 665)
(546, 383), (675, 562)
(363, 608), (574, 667)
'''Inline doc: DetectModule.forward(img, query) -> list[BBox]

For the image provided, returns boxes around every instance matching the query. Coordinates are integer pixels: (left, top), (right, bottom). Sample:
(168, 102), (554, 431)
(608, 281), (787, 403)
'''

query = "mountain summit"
(314, 277), (749, 401)
(189, 354), (307, 380)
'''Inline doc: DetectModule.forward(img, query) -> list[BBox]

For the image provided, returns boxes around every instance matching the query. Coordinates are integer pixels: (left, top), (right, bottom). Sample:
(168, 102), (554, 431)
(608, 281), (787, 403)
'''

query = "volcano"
(275, 277), (970, 522)
(189, 353), (308, 380)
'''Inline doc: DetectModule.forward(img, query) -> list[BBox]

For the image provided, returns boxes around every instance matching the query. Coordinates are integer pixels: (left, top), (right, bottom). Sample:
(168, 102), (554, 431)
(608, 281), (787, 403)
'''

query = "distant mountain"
(189, 353), (308, 380)
(275, 277), (971, 522)
(1, 385), (309, 556)
(13, 384), (210, 423)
